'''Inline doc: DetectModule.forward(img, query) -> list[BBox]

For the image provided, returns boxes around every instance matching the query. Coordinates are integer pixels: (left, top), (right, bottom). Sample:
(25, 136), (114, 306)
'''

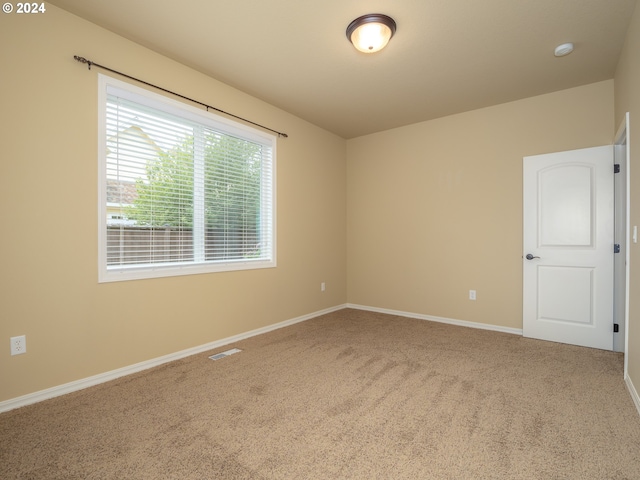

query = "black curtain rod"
(73, 55), (288, 138)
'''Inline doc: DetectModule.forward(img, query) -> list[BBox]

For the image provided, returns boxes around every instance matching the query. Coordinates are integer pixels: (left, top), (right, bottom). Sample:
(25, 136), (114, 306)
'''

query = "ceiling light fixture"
(554, 42), (574, 57)
(346, 14), (397, 53)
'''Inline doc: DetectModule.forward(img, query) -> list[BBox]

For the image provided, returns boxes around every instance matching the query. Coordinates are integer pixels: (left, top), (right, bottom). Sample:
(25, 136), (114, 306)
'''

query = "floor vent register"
(209, 348), (242, 361)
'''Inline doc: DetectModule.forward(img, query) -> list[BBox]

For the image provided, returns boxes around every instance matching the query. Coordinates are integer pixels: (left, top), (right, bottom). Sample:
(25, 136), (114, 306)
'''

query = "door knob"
(525, 254), (540, 260)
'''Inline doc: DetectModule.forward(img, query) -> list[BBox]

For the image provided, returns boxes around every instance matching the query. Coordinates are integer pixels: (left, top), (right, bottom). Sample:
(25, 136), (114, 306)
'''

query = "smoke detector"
(554, 43), (574, 57)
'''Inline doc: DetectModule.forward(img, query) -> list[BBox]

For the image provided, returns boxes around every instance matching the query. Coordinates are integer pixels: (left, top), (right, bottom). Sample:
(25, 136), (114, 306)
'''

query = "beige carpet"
(1, 308), (640, 479)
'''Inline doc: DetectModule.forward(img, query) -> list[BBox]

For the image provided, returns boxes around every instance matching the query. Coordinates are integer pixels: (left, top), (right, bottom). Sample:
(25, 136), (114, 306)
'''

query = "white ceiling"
(50, 0), (637, 139)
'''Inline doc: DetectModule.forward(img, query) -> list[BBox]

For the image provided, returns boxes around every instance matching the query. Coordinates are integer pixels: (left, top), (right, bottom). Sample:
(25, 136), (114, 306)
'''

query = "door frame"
(614, 113), (630, 375)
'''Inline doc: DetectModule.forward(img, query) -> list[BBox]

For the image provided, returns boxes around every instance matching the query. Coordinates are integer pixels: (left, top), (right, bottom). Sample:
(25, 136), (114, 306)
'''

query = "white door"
(523, 146), (614, 350)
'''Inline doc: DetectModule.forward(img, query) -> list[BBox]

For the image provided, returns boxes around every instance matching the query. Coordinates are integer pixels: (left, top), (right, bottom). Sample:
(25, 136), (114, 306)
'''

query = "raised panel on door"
(539, 164), (593, 247)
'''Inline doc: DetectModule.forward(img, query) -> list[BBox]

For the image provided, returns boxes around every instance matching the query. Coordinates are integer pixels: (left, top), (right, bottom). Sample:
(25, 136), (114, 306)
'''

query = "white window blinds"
(99, 76), (275, 282)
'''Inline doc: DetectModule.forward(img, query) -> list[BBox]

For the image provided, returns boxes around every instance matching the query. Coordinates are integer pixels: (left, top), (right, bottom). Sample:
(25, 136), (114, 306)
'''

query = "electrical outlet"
(321, 282), (326, 292)
(469, 290), (476, 301)
(10, 335), (26, 355)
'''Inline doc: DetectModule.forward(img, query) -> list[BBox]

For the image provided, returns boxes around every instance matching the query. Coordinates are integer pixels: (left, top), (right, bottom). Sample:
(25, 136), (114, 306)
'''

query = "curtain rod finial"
(74, 55), (92, 70)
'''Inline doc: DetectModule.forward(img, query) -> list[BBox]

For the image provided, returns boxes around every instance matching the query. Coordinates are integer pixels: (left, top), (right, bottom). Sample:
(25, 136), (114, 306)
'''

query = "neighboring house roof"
(106, 179), (138, 205)
(106, 124), (164, 184)
(106, 125), (164, 158)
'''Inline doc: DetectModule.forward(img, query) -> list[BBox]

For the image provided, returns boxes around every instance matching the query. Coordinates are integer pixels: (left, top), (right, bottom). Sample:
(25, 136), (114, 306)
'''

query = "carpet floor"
(1, 308), (640, 479)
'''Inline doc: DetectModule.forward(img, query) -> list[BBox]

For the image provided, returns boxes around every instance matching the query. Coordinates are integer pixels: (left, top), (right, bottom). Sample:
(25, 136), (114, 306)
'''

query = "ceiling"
(49, 0), (637, 139)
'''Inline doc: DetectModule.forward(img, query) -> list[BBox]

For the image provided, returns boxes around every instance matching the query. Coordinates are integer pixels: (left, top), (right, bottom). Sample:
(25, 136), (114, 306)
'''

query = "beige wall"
(0, 6), (346, 402)
(347, 81), (614, 329)
(615, 3), (640, 397)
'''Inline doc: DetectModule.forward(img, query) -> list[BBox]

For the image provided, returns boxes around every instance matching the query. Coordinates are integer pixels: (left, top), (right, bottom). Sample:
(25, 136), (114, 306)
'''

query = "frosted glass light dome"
(347, 14), (397, 53)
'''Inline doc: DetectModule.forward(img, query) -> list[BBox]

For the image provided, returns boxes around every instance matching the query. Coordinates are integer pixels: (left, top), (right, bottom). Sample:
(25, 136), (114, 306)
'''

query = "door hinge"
(614, 164), (621, 173)
(614, 323), (619, 333)
(614, 244), (621, 253)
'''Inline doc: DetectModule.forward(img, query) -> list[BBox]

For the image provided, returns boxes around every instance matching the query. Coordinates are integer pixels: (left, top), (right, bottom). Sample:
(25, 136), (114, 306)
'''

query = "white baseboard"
(346, 303), (523, 336)
(0, 304), (347, 414)
(625, 374), (640, 416)
(7, 303), (636, 419)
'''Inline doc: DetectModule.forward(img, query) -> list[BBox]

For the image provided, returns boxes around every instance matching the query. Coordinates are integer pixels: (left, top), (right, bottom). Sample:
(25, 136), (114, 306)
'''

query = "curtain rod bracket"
(73, 55), (288, 138)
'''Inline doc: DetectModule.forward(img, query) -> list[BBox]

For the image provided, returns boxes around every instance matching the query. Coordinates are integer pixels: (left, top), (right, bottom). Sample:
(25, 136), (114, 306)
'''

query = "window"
(98, 75), (276, 282)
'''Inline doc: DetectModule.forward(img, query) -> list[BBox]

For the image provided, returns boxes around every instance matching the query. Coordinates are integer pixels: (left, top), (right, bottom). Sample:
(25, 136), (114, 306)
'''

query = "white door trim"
(614, 112), (630, 374)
